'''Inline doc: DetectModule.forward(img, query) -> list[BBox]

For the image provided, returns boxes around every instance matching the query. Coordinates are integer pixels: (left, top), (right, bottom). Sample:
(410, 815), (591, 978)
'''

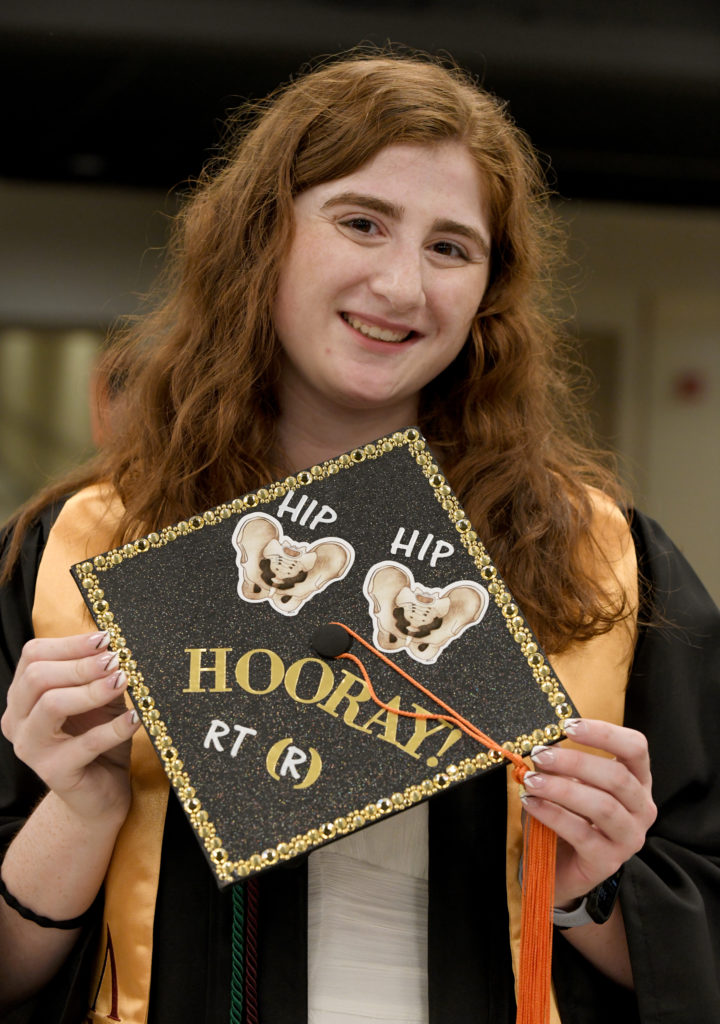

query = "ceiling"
(1, 0), (718, 205)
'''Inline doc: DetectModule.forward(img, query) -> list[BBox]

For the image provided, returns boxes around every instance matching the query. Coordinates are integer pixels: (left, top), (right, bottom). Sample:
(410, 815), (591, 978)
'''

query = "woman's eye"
(340, 217), (378, 235)
(431, 240), (469, 261)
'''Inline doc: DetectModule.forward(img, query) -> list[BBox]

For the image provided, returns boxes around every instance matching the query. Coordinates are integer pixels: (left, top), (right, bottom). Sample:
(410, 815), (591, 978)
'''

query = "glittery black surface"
(71, 434), (574, 886)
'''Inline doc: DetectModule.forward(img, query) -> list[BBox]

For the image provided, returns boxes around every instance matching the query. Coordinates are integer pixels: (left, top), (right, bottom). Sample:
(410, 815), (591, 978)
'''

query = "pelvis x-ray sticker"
(232, 512), (354, 615)
(364, 562), (488, 663)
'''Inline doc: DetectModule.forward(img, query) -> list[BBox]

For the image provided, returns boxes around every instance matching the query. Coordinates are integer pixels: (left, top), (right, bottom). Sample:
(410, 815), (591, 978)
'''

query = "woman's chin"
(328, 384), (417, 419)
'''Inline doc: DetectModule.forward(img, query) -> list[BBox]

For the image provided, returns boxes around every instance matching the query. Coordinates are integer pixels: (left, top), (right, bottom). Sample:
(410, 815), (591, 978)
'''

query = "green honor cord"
(230, 883), (246, 1023)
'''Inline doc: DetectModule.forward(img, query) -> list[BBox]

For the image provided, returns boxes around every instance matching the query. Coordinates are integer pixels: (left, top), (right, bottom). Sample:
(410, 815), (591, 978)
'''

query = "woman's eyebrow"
(321, 192), (490, 257)
(321, 192), (402, 219)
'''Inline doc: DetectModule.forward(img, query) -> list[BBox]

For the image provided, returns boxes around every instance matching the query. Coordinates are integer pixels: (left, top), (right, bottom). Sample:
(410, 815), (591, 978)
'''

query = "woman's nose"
(369, 246), (426, 313)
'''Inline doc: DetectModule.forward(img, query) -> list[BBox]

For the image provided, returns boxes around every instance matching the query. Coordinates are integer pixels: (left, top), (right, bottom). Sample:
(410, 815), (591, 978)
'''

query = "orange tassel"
(516, 807), (557, 1024)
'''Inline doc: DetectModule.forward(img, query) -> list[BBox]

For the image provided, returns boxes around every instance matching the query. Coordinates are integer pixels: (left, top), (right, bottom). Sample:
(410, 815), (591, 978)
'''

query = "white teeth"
(343, 314), (410, 343)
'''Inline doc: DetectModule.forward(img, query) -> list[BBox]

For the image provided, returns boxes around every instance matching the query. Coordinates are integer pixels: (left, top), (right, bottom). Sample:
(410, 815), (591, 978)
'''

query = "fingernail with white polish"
(112, 670), (127, 689)
(129, 709), (140, 726)
(103, 652), (120, 672)
(90, 631), (110, 650)
(523, 771), (545, 789)
(563, 718), (582, 736)
(531, 746), (554, 765)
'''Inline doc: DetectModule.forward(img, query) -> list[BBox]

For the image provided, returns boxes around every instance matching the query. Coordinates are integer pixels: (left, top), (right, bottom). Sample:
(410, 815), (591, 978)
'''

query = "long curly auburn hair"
(2, 48), (627, 652)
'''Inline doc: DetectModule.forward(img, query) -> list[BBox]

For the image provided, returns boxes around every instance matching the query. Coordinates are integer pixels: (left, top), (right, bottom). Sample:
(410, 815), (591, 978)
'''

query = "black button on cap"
(311, 624), (353, 658)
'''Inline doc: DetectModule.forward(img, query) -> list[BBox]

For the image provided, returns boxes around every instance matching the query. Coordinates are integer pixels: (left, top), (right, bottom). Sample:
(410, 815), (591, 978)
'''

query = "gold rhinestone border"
(75, 428), (574, 884)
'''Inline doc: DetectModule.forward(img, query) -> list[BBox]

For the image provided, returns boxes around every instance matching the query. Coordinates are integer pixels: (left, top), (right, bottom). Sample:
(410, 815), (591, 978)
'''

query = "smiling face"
(273, 141), (492, 429)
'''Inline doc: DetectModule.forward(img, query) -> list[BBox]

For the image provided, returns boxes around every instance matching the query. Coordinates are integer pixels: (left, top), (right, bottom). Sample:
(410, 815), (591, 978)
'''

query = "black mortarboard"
(72, 427), (575, 887)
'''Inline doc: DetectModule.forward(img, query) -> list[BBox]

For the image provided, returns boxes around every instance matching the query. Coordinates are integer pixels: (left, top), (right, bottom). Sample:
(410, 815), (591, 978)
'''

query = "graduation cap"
(72, 427), (568, 1020)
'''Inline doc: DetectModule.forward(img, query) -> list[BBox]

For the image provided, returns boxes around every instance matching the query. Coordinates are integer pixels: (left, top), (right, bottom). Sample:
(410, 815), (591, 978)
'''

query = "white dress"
(307, 803), (429, 1023)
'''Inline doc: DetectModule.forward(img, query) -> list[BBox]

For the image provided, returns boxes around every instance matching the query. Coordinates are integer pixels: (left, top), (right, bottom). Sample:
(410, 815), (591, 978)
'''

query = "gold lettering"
(317, 667), (372, 731)
(183, 648), (233, 693)
(234, 648), (285, 695)
(294, 747), (322, 789)
(283, 658), (335, 705)
(358, 695), (404, 749)
(266, 737), (293, 780)
(435, 727), (463, 760)
(399, 704), (456, 759)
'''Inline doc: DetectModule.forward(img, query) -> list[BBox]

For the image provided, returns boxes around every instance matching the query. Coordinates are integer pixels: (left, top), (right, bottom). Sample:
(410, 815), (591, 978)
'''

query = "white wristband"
(552, 896), (594, 928)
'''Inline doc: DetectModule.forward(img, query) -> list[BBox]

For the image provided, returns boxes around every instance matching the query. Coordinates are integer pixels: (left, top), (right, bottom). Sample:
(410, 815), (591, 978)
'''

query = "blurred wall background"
(1, 0), (718, 599)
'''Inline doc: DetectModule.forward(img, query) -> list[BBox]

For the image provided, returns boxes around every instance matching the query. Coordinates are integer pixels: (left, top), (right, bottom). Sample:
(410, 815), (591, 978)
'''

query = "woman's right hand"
(1, 631), (141, 824)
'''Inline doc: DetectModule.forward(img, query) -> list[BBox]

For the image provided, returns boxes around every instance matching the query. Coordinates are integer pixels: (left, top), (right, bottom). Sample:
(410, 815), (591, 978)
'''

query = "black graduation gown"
(1, 509), (718, 1023)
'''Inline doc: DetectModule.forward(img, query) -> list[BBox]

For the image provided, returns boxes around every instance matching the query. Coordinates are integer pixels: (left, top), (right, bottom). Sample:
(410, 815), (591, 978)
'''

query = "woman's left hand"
(521, 717), (657, 908)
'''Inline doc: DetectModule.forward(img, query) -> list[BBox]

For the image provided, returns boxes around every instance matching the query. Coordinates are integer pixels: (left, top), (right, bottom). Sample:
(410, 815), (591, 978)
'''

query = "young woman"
(0, 51), (717, 1024)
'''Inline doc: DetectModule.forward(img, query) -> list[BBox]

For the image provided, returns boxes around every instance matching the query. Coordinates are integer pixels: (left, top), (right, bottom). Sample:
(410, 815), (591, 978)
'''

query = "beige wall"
(0, 180), (171, 325)
(0, 181), (718, 601)
(0, 180), (174, 516)
(562, 202), (720, 602)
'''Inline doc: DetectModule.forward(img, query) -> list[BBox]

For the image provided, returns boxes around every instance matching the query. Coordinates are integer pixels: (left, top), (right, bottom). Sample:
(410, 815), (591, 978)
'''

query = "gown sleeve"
(0, 505), (104, 1024)
(0, 507), (60, 845)
(553, 510), (720, 1022)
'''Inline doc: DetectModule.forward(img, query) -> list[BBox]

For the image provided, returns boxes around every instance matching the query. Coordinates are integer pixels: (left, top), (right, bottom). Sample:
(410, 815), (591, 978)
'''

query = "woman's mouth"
(341, 312), (415, 344)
